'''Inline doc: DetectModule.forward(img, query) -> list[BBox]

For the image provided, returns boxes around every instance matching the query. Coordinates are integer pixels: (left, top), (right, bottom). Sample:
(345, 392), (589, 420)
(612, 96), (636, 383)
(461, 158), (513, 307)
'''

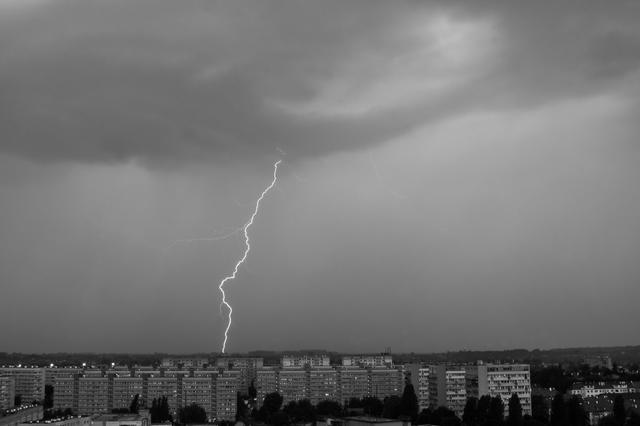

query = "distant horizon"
(3, 343), (639, 357)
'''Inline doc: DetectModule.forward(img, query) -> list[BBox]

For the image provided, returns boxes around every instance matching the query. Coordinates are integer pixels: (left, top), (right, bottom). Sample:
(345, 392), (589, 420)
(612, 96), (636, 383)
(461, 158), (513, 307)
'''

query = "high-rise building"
(477, 363), (532, 415)
(0, 376), (15, 410)
(336, 367), (369, 404)
(215, 358), (263, 393)
(307, 367), (338, 405)
(44, 368), (79, 387)
(255, 367), (278, 407)
(368, 368), (403, 400)
(0, 368), (45, 404)
(77, 377), (109, 415)
(428, 365), (467, 417)
(406, 364), (430, 412)
(147, 376), (178, 415)
(53, 377), (77, 412)
(277, 368), (307, 404)
(182, 376), (214, 420)
(215, 370), (239, 421)
(111, 377), (143, 411)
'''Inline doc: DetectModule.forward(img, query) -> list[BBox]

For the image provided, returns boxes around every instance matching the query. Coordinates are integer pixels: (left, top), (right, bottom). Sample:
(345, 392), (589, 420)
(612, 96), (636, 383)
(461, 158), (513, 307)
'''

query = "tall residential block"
(477, 363), (532, 415)
(0, 368), (45, 403)
(336, 367), (369, 404)
(307, 367), (338, 405)
(0, 376), (15, 410)
(428, 365), (467, 417)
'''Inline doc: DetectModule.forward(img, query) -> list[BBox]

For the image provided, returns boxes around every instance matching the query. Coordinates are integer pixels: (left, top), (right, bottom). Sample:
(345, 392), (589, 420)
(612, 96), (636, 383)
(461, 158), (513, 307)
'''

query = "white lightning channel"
(219, 159), (282, 353)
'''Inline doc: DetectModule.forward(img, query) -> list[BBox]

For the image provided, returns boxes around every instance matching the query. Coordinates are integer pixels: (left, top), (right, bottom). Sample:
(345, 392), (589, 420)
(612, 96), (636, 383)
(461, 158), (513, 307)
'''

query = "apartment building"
(428, 365), (467, 417)
(146, 377), (178, 414)
(215, 358), (263, 393)
(255, 367), (278, 406)
(477, 363), (532, 416)
(111, 377), (143, 411)
(215, 370), (239, 421)
(277, 368), (307, 404)
(406, 364), (430, 412)
(77, 377), (109, 415)
(369, 368), (403, 400)
(569, 381), (638, 398)
(182, 376), (214, 420)
(336, 367), (369, 405)
(281, 355), (330, 369)
(0, 369), (45, 403)
(307, 367), (338, 405)
(342, 355), (393, 368)
(52, 377), (76, 412)
(0, 376), (15, 410)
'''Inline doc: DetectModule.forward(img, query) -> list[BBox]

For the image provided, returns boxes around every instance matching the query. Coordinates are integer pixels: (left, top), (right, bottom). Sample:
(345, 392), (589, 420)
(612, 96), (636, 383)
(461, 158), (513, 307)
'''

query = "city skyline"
(1, 1), (640, 353)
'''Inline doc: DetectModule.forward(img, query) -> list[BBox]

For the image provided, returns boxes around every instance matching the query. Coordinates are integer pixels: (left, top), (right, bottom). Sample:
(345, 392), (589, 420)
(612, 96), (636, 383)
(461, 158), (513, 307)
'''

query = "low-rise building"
(570, 381), (638, 399)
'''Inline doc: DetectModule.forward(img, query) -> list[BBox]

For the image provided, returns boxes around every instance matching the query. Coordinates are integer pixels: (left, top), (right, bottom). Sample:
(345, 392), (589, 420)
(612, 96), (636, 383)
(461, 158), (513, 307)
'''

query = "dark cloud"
(1, 0), (639, 165)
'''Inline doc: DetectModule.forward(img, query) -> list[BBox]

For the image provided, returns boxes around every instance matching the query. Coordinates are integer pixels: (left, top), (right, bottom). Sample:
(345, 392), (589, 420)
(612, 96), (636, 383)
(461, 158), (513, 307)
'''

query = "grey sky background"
(1, 0), (639, 353)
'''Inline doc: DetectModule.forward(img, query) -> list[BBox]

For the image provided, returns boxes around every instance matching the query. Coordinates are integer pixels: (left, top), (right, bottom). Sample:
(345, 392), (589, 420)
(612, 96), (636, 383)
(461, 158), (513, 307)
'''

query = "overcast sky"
(1, 0), (639, 354)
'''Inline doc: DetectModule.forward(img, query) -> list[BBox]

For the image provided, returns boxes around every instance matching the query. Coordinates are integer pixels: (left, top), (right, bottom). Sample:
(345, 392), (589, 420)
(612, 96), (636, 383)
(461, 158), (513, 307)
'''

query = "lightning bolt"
(219, 159), (282, 353)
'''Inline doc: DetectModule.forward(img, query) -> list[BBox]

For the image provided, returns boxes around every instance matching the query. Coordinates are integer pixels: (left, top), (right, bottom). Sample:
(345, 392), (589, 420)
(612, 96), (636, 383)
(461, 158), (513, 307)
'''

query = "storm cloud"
(1, 0), (639, 165)
(1, 1), (640, 353)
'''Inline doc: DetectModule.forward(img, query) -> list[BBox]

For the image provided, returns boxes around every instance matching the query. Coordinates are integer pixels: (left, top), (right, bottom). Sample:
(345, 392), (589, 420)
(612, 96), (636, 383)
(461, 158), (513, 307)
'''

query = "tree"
(348, 397), (363, 409)
(463, 397), (479, 425)
(399, 381), (419, 421)
(382, 396), (401, 419)
(362, 397), (384, 417)
(270, 410), (290, 426)
(44, 385), (54, 410)
(129, 394), (140, 414)
(530, 395), (549, 424)
(507, 394), (523, 426)
(433, 407), (459, 425)
(442, 416), (462, 426)
(236, 392), (250, 422)
(550, 394), (566, 426)
(248, 380), (257, 404)
(316, 400), (342, 418)
(150, 396), (173, 423)
(283, 399), (315, 423)
(178, 403), (207, 424)
(626, 412), (640, 426)
(488, 396), (505, 426)
(599, 416), (619, 426)
(14, 394), (22, 406)
(478, 395), (492, 424)
(160, 396), (172, 422)
(417, 408), (433, 425)
(613, 396), (625, 426)
(566, 396), (587, 426)
(262, 392), (283, 417)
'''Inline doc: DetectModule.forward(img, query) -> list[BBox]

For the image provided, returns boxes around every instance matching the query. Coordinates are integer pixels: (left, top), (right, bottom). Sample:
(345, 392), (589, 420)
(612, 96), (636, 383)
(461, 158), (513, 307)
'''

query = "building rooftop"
(342, 417), (402, 424)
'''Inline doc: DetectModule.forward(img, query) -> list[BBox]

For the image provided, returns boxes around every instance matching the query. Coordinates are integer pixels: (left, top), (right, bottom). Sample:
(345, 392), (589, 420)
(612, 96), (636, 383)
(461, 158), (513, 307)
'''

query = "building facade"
(477, 363), (532, 416)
